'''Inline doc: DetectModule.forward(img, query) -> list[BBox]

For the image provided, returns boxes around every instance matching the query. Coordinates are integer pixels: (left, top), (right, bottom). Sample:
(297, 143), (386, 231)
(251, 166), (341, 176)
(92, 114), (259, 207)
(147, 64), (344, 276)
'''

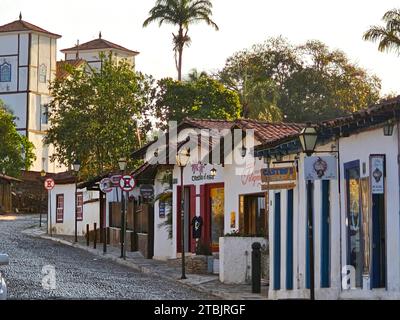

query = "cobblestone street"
(0, 214), (216, 300)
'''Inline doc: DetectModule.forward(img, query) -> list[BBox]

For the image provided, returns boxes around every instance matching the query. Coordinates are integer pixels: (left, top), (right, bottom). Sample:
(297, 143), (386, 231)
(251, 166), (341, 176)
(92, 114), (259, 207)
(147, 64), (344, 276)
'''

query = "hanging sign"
(261, 166), (296, 183)
(261, 182), (296, 191)
(119, 175), (136, 192)
(110, 175), (122, 187)
(304, 156), (337, 181)
(140, 184), (154, 198)
(370, 155), (385, 194)
(44, 178), (55, 190)
(99, 178), (112, 193)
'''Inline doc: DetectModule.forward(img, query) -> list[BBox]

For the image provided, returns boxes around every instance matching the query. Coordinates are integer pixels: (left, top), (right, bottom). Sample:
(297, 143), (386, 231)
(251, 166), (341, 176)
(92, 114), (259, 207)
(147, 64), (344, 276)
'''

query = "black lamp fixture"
(72, 159), (81, 243)
(299, 122), (318, 301)
(39, 169), (46, 227)
(275, 153), (283, 162)
(176, 148), (191, 280)
(264, 155), (272, 165)
(383, 119), (395, 136)
(241, 145), (247, 158)
(118, 157), (127, 171)
(73, 159), (81, 172)
(299, 123), (318, 156)
(210, 167), (217, 177)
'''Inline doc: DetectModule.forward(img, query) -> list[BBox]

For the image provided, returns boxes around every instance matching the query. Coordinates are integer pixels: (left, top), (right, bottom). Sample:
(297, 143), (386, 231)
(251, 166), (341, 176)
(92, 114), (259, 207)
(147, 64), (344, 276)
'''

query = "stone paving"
(0, 214), (217, 300)
(21, 216), (268, 300)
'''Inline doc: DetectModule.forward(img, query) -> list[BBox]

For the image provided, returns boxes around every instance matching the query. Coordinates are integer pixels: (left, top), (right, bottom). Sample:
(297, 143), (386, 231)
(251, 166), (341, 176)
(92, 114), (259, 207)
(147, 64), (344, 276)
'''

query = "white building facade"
(256, 100), (400, 299)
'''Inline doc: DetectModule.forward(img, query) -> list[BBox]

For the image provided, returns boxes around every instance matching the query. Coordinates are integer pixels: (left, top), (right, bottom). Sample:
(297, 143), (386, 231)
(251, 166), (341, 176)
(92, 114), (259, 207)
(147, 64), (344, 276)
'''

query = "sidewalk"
(23, 226), (268, 300)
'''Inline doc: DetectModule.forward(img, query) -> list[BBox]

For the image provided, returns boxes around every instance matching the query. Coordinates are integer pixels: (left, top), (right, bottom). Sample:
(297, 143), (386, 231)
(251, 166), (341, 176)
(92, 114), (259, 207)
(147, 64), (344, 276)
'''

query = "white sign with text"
(304, 156), (337, 181)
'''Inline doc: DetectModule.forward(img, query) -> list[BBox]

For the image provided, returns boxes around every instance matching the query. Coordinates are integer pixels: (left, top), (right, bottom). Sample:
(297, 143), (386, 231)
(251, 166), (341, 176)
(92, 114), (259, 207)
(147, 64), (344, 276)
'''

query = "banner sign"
(140, 184), (154, 198)
(370, 155), (385, 194)
(261, 182), (296, 191)
(261, 166), (297, 183)
(304, 156), (337, 181)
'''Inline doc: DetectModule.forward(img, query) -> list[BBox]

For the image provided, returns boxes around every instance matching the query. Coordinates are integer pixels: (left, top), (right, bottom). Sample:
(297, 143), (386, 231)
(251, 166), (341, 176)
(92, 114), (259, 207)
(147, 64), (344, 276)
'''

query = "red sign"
(119, 175), (136, 192)
(44, 178), (55, 190)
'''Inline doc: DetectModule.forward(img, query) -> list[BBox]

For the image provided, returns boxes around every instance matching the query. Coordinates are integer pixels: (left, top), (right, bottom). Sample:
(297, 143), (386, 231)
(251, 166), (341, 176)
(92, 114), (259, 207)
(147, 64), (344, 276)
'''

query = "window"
(76, 192), (83, 221)
(39, 64), (47, 83)
(41, 104), (49, 125)
(56, 194), (64, 223)
(0, 62), (11, 82)
(239, 193), (266, 236)
(344, 161), (363, 288)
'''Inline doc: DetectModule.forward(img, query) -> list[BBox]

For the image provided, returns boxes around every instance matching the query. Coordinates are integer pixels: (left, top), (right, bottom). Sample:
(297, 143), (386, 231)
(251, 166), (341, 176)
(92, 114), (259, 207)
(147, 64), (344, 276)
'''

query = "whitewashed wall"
(338, 126), (400, 299)
(48, 184), (99, 236)
(153, 169), (174, 261)
(268, 143), (341, 300)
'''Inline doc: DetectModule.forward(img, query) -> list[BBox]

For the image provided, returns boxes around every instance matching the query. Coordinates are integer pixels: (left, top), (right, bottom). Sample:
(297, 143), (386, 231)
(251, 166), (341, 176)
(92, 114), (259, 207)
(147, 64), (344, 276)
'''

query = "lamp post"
(118, 157), (127, 259)
(176, 148), (190, 280)
(40, 169), (46, 227)
(73, 160), (81, 243)
(299, 123), (318, 300)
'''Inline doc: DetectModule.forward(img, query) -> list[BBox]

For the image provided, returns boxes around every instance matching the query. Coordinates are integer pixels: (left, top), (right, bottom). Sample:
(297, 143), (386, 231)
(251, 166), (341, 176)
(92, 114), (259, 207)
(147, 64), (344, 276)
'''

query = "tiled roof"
(56, 59), (86, 79)
(61, 37), (139, 55)
(181, 118), (235, 131)
(320, 95), (400, 128)
(0, 19), (61, 38)
(53, 171), (78, 184)
(182, 118), (305, 144)
(0, 174), (21, 183)
(235, 119), (305, 144)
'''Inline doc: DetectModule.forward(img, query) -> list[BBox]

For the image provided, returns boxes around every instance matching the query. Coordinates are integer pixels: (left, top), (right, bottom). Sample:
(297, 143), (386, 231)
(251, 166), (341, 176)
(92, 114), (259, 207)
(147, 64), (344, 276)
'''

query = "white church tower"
(60, 32), (139, 71)
(0, 14), (63, 173)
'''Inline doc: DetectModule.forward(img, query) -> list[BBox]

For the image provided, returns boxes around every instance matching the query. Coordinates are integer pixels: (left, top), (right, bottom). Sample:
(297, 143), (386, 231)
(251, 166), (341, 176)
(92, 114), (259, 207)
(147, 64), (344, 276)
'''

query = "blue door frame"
(273, 192), (281, 290)
(286, 190), (294, 290)
(321, 181), (330, 288)
(305, 182), (313, 289)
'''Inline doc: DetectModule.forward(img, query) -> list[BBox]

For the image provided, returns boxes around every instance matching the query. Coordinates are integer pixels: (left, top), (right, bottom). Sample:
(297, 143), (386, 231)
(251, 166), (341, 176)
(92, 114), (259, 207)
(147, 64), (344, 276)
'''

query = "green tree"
(153, 75), (241, 128)
(363, 9), (400, 54)
(143, 0), (219, 81)
(219, 37), (381, 122)
(45, 55), (153, 179)
(0, 101), (35, 177)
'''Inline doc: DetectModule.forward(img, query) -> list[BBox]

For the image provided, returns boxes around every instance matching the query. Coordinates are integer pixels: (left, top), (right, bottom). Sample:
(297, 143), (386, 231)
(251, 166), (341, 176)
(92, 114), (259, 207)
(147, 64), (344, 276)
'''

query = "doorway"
(371, 193), (386, 288)
(177, 185), (196, 254)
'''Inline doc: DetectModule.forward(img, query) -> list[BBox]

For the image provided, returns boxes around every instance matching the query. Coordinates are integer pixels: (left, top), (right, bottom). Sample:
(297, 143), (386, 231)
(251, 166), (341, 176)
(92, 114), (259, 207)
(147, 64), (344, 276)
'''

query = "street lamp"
(118, 157), (127, 259)
(40, 169), (46, 227)
(299, 123), (318, 300)
(73, 160), (81, 243)
(210, 167), (217, 178)
(176, 148), (190, 280)
(383, 119), (395, 136)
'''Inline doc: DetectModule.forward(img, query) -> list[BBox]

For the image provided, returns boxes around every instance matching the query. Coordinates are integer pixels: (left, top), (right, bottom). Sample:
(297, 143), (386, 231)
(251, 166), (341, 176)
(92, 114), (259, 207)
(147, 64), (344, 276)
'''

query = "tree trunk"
(178, 27), (183, 81)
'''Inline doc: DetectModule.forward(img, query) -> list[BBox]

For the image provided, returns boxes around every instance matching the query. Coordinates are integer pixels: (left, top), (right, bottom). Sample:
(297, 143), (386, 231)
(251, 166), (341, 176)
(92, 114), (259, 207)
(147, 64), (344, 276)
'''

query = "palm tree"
(363, 9), (400, 54)
(143, 0), (219, 81)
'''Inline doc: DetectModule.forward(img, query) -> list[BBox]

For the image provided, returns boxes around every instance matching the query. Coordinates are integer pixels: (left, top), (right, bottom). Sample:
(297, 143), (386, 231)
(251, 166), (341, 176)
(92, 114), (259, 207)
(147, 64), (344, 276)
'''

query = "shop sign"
(140, 184), (154, 198)
(261, 182), (296, 191)
(370, 155), (385, 194)
(191, 163), (215, 182)
(304, 156), (337, 181)
(261, 166), (296, 183)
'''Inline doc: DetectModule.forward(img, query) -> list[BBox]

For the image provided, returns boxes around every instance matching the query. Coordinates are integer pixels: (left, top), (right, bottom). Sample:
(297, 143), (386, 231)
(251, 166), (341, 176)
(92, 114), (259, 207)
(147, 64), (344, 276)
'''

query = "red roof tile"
(61, 37), (139, 55)
(0, 19), (61, 38)
(235, 119), (305, 144)
(56, 59), (86, 79)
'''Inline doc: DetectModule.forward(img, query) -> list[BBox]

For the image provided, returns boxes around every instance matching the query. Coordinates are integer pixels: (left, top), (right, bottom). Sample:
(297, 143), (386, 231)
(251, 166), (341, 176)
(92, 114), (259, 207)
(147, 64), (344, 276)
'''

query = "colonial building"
(255, 97), (400, 299)
(0, 15), (139, 174)
(0, 14), (61, 173)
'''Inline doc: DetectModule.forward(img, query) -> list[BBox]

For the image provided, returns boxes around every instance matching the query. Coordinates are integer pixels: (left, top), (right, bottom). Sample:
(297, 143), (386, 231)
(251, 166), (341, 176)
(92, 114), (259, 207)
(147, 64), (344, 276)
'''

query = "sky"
(2, 0), (400, 95)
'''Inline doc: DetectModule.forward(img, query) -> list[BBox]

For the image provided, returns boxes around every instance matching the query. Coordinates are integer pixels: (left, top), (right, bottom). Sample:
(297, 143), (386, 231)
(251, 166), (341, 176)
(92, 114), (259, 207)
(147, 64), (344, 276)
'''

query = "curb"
(38, 233), (237, 300)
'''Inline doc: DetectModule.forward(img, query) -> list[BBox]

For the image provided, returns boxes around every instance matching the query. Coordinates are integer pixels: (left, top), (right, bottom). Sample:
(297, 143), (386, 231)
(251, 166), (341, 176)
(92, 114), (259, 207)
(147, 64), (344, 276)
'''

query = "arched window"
(39, 64), (47, 83)
(0, 62), (11, 82)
